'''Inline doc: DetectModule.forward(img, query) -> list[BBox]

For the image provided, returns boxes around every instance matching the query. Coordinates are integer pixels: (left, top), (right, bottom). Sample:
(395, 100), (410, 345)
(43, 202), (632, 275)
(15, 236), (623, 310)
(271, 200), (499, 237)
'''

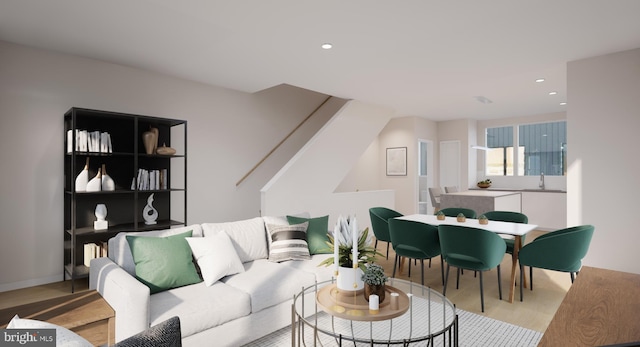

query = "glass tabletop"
(292, 278), (458, 346)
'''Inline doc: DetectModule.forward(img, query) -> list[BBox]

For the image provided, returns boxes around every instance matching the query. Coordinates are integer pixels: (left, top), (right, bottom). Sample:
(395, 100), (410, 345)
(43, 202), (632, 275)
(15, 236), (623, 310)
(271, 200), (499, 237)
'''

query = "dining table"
(397, 214), (538, 303)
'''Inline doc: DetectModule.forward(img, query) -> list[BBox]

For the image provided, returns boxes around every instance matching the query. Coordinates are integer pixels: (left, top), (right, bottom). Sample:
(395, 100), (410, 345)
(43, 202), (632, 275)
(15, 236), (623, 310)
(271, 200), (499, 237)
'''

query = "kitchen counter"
(440, 190), (521, 216)
(470, 187), (566, 193)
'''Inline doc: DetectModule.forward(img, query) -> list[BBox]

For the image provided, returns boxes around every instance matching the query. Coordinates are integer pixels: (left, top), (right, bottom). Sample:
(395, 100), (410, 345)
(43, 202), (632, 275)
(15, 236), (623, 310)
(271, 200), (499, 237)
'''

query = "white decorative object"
(101, 164), (115, 191)
(369, 294), (379, 313)
(94, 204), (108, 230)
(337, 266), (364, 291)
(86, 168), (102, 192)
(75, 158), (89, 192)
(143, 193), (158, 225)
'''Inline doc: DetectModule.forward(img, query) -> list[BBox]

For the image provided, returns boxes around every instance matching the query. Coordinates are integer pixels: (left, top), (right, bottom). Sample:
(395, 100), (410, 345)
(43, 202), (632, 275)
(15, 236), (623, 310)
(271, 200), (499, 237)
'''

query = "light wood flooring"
(0, 231), (567, 333)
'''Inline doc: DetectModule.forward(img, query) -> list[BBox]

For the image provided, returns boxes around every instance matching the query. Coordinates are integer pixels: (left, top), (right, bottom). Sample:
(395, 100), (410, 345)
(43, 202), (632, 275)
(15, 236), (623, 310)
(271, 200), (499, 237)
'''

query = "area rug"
(242, 309), (542, 346)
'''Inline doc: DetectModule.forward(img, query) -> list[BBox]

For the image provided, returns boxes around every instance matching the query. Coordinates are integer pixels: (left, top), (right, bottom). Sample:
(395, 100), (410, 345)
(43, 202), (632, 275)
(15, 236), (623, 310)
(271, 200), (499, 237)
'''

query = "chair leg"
(420, 259), (425, 286)
(456, 268), (460, 289)
(392, 254), (398, 278)
(375, 239), (378, 250)
(570, 272), (575, 283)
(429, 258), (432, 268)
(479, 270), (485, 313)
(497, 265), (502, 300)
(519, 264), (524, 302)
(443, 264), (450, 296)
(386, 242), (390, 260)
(440, 255), (445, 286)
(408, 259), (412, 278)
(530, 267), (533, 291)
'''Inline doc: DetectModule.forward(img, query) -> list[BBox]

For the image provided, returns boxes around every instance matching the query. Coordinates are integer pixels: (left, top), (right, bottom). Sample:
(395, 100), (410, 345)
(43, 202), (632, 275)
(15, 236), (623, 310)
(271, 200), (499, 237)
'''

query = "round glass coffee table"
(292, 278), (458, 346)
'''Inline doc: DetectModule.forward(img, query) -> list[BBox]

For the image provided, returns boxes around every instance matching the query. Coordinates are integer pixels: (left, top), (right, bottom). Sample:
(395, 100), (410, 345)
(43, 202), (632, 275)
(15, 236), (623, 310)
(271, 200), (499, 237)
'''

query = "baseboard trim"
(0, 274), (62, 293)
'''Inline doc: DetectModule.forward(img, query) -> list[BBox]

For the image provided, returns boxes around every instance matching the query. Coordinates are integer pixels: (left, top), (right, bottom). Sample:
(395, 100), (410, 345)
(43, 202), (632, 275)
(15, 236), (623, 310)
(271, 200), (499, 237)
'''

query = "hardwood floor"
(0, 231), (567, 333)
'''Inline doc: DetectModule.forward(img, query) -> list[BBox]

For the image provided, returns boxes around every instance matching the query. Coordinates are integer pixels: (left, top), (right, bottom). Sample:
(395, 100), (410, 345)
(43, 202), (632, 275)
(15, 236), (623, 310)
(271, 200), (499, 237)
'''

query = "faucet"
(539, 172), (545, 190)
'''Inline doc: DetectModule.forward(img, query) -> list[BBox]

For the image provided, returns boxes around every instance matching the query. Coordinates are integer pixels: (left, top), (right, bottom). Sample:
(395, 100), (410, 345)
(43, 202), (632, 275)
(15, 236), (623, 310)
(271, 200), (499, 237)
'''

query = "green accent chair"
(388, 218), (443, 286)
(369, 207), (403, 259)
(439, 207), (477, 219)
(438, 224), (506, 312)
(518, 225), (594, 301)
(482, 211), (529, 254)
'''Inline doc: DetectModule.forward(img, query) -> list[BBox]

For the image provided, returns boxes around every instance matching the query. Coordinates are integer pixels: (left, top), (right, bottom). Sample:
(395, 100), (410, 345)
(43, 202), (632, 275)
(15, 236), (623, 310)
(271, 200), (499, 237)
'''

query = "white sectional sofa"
(89, 214), (334, 347)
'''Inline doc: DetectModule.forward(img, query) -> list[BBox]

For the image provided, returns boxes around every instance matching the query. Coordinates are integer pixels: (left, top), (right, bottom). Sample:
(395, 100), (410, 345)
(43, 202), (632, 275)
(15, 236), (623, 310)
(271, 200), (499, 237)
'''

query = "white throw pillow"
(7, 315), (93, 347)
(186, 231), (245, 286)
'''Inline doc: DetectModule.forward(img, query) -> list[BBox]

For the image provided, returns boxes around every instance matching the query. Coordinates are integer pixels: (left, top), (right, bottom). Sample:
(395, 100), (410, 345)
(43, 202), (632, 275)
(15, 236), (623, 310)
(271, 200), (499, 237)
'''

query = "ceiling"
(2, 0), (640, 121)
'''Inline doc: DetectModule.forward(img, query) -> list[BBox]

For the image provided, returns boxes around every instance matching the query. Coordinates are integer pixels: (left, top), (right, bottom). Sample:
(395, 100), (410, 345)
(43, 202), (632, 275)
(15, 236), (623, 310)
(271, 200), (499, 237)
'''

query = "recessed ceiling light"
(474, 96), (493, 104)
(549, 91), (558, 95)
(321, 43), (333, 49)
(560, 102), (567, 106)
(535, 78), (545, 83)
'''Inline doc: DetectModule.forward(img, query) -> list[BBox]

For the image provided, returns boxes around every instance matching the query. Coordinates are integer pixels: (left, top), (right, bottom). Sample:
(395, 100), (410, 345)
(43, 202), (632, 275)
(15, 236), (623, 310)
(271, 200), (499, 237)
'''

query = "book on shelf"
(83, 242), (109, 267)
(67, 129), (113, 153)
(134, 168), (165, 190)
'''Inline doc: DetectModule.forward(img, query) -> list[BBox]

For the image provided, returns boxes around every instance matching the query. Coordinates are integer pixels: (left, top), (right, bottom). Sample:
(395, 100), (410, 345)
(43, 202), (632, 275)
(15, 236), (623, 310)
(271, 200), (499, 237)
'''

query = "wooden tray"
(316, 284), (410, 321)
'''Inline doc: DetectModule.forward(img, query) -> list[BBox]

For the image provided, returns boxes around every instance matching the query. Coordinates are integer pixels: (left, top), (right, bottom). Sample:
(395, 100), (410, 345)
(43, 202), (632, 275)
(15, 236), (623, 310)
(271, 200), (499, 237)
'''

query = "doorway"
(417, 140), (434, 214)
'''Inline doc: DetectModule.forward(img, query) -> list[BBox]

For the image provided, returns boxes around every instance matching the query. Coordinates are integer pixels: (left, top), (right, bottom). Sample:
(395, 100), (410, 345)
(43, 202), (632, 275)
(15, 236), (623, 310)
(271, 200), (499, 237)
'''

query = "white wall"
(0, 41), (330, 291)
(567, 47), (640, 274)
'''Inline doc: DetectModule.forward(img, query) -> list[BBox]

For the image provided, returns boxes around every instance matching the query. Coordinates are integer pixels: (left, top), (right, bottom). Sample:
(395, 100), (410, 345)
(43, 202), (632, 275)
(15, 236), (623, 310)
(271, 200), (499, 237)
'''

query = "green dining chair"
(483, 211), (529, 254)
(438, 207), (477, 219)
(369, 207), (403, 259)
(388, 218), (443, 286)
(518, 225), (594, 301)
(438, 224), (506, 312)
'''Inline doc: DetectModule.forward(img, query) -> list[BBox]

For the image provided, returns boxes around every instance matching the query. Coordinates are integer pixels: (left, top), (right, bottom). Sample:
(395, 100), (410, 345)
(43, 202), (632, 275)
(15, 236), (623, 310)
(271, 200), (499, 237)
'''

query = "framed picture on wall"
(386, 147), (407, 176)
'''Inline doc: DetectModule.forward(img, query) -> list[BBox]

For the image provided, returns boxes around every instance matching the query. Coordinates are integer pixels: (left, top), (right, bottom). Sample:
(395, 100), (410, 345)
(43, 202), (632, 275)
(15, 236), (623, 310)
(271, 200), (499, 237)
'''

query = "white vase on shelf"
(86, 168), (102, 192)
(75, 157), (90, 192)
(101, 164), (115, 191)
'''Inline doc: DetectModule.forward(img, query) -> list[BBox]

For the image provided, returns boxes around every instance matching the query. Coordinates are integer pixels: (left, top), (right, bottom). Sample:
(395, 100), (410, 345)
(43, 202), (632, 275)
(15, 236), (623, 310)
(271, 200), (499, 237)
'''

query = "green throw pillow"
(126, 230), (202, 294)
(287, 215), (330, 255)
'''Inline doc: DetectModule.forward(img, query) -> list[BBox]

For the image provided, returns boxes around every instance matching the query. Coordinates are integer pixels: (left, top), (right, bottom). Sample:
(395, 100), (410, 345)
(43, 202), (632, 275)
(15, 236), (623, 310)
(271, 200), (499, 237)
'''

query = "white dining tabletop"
(397, 214), (537, 236)
(397, 213), (538, 303)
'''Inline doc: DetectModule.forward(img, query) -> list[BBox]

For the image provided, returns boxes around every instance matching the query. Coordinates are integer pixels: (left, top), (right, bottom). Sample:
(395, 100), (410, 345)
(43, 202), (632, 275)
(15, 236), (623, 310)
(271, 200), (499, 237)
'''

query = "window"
(486, 126), (515, 176)
(518, 121), (566, 176)
(485, 121), (566, 176)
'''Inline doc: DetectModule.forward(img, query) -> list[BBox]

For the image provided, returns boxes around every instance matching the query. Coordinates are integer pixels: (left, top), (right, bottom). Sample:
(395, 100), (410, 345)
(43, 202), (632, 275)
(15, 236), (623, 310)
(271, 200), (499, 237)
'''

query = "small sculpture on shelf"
(156, 143), (176, 156)
(86, 168), (102, 192)
(94, 204), (108, 230)
(101, 164), (115, 191)
(75, 157), (90, 192)
(143, 193), (158, 225)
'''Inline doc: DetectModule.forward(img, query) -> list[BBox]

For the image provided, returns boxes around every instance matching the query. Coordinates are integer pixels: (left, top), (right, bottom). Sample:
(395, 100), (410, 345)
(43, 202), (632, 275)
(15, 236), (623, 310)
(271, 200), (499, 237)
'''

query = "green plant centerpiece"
(318, 215), (383, 291)
(361, 263), (389, 302)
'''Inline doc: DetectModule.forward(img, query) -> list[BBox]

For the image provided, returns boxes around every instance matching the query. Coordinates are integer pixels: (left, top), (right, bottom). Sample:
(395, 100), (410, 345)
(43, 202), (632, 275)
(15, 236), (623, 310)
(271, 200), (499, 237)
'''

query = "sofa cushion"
(202, 217), (267, 263)
(267, 222), (311, 262)
(127, 231), (202, 294)
(109, 224), (203, 276)
(186, 231), (244, 286)
(287, 215), (331, 255)
(222, 259), (316, 312)
(150, 281), (251, 339)
(279, 254), (335, 283)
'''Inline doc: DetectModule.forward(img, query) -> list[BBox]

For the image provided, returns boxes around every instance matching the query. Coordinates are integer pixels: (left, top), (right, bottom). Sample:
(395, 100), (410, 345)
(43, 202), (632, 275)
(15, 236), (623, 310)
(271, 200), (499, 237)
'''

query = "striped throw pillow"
(267, 222), (311, 262)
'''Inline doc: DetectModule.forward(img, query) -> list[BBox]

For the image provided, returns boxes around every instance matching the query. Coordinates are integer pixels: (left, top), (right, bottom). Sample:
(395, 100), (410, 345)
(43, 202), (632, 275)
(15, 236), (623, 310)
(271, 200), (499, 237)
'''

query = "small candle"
(352, 217), (358, 268)
(390, 292), (400, 310)
(369, 294), (379, 313)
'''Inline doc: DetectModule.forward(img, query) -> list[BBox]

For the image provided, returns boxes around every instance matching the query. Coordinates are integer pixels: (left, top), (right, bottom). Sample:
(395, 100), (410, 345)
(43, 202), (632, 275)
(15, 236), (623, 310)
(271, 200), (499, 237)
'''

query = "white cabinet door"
(521, 192), (567, 230)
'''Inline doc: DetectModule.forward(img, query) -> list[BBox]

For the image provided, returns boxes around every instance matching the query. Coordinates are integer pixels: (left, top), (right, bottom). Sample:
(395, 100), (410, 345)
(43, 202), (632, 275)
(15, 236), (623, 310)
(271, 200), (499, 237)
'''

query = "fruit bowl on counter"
(477, 179), (492, 188)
